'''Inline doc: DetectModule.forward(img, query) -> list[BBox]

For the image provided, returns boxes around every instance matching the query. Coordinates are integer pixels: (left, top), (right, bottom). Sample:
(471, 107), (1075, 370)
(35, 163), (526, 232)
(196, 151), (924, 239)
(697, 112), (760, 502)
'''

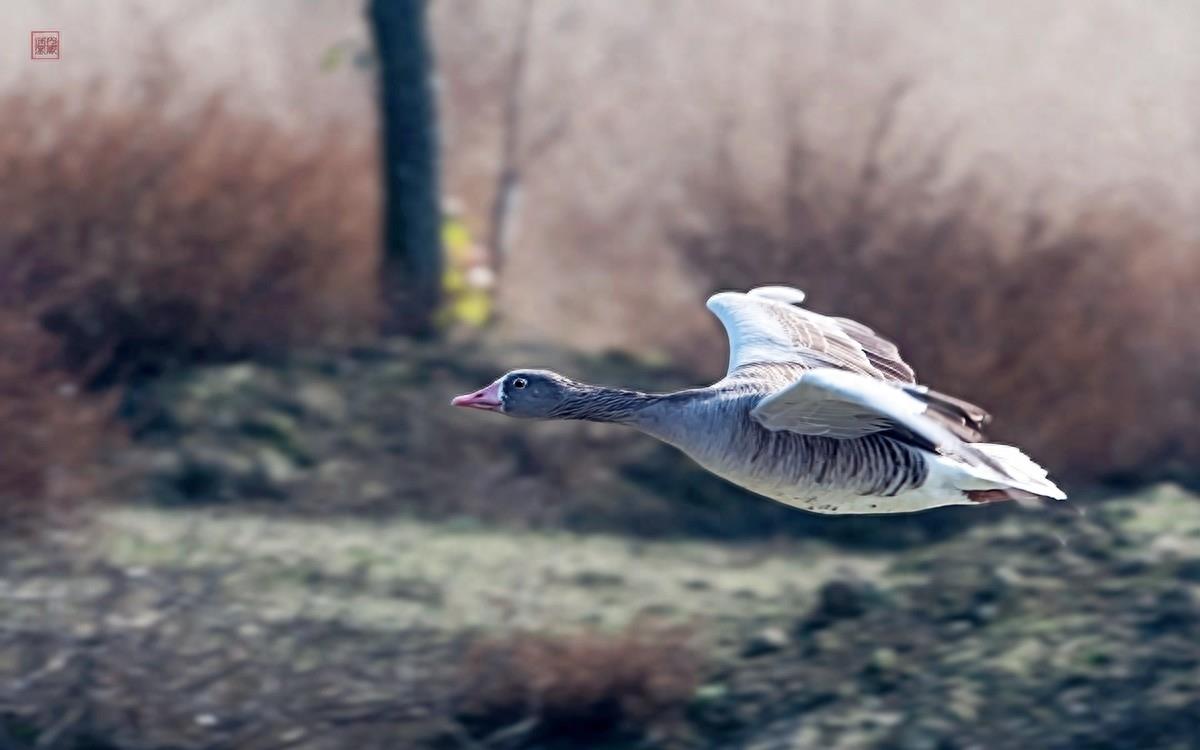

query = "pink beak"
(451, 380), (503, 412)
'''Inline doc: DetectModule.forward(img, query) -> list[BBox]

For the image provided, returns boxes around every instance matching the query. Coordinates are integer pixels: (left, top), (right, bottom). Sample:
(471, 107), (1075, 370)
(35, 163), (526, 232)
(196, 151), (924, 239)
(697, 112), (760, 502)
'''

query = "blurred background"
(2, 1), (1199, 748)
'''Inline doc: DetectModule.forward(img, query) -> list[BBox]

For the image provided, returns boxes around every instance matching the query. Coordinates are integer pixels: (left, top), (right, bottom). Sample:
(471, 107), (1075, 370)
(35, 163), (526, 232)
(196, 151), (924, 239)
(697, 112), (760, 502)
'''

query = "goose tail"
(966, 443), (1066, 504)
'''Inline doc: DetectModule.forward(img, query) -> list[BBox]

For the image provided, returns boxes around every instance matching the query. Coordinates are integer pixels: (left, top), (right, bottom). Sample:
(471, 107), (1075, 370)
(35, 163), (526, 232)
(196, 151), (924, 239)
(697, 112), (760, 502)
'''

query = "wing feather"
(751, 369), (943, 442)
(705, 286), (994, 440)
(706, 287), (916, 384)
(831, 317), (916, 383)
(750, 369), (1059, 496)
(750, 369), (999, 471)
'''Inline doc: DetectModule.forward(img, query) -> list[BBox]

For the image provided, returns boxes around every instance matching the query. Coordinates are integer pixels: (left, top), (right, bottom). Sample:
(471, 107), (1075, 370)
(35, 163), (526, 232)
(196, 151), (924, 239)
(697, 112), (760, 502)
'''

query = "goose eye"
(512, 377), (528, 389)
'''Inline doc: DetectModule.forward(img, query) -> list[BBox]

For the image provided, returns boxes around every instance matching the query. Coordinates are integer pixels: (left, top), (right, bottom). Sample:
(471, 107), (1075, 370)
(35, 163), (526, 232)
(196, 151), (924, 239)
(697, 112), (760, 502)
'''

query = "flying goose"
(452, 286), (1065, 514)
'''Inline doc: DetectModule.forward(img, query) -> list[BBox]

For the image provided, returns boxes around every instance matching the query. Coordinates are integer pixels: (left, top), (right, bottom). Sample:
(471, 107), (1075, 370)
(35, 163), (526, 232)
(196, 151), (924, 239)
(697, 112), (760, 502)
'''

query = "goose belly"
(740, 477), (973, 515)
(686, 432), (975, 515)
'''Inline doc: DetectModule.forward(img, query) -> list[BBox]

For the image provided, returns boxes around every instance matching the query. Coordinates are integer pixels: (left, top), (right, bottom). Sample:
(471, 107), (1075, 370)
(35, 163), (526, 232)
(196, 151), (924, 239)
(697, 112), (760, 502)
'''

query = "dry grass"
(674, 96), (1200, 484)
(457, 623), (700, 743)
(0, 87), (379, 387)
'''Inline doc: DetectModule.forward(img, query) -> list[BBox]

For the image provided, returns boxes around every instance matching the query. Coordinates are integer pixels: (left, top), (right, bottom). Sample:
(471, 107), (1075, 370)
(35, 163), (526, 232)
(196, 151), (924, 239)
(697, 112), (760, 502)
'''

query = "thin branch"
(487, 0), (536, 275)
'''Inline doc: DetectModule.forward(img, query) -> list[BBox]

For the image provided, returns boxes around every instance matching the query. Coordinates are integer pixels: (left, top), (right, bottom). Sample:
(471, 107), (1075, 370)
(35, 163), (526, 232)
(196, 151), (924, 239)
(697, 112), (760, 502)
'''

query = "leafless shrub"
(0, 86), (379, 387)
(456, 623), (700, 744)
(673, 92), (1200, 484)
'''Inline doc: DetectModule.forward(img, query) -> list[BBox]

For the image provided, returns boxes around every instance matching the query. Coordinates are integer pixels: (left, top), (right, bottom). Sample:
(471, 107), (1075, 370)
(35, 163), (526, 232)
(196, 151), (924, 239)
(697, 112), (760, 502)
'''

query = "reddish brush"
(0, 86), (380, 386)
(457, 623), (700, 741)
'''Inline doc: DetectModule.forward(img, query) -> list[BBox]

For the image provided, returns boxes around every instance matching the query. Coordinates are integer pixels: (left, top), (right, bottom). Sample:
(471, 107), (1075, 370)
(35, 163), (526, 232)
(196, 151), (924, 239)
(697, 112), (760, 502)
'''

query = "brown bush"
(0, 86), (380, 387)
(456, 623), (700, 743)
(674, 97), (1200, 485)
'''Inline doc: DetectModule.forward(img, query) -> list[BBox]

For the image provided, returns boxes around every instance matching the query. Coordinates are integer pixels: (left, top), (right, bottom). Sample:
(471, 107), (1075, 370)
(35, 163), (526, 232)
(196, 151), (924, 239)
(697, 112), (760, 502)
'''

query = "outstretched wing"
(751, 368), (1062, 497)
(705, 286), (916, 384)
(708, 287), (990, 441)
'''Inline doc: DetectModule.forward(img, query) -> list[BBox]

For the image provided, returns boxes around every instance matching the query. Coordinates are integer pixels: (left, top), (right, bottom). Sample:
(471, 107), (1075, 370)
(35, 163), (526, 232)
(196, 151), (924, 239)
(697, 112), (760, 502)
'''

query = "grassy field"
(5, 483), (1200, 748)
(95, 507), (886, 642)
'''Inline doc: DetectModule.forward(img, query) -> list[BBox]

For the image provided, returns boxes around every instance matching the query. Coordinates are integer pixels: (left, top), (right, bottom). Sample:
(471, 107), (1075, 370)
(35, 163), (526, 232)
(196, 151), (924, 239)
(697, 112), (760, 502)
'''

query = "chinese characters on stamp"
(31, 31), (60, 61)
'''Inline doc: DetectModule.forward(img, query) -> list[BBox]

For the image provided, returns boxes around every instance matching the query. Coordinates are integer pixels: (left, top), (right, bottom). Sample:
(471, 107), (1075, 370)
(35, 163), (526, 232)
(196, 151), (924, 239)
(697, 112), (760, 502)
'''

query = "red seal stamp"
(31, 31), (60, 61)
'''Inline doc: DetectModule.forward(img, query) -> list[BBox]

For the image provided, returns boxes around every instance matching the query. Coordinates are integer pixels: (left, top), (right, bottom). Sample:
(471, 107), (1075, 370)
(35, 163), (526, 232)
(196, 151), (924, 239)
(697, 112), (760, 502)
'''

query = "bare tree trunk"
(368, 0), (442, 335)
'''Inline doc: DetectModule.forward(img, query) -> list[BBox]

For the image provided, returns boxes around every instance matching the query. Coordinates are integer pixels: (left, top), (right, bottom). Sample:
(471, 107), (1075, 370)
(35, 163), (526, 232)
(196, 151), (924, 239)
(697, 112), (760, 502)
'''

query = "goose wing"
(751, 368), (955, 444)
(708, 287), (990, 441)
(706, 286), (916, 385)
(751, 368), (1061, 496)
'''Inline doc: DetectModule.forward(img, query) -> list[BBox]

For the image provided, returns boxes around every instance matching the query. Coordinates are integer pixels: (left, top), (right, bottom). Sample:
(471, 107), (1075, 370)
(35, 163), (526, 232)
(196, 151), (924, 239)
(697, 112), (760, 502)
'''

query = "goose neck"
(550, 384), (662, 425)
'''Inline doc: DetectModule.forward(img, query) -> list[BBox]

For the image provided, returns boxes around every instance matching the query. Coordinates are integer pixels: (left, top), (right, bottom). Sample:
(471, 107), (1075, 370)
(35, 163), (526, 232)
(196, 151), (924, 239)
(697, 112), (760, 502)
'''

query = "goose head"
(451, 369), (574, 418)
